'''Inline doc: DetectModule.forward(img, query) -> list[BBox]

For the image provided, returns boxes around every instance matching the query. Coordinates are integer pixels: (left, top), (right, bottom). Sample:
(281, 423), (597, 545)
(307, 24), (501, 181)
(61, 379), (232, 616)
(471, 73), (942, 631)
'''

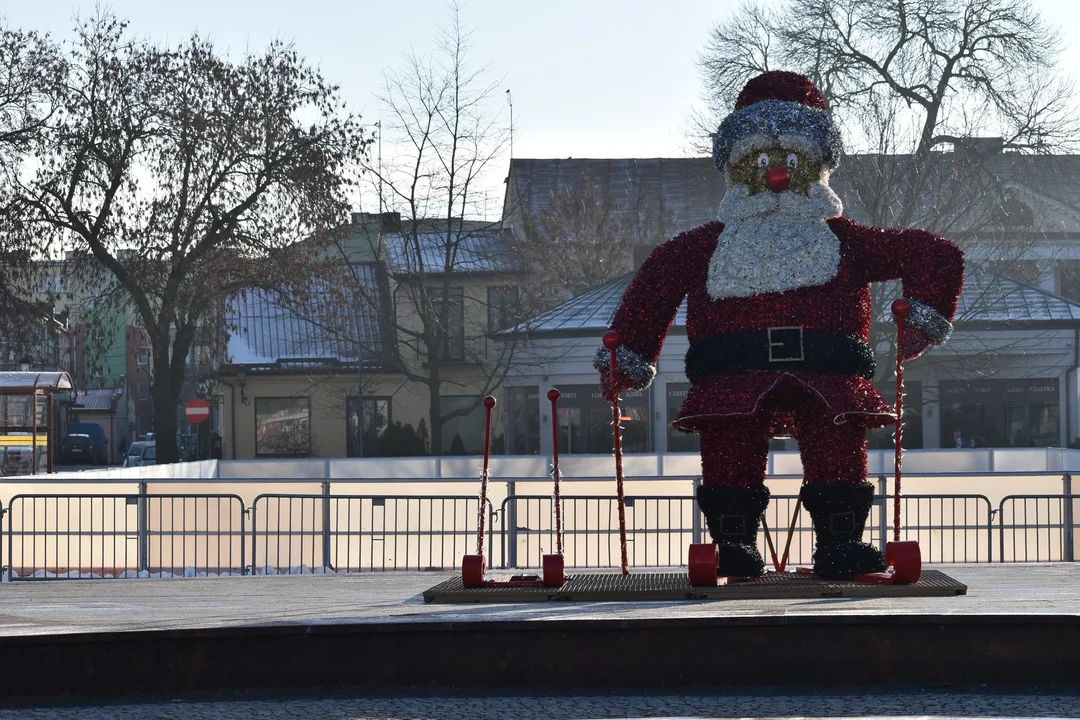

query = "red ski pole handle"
(891, 299), (909, 544)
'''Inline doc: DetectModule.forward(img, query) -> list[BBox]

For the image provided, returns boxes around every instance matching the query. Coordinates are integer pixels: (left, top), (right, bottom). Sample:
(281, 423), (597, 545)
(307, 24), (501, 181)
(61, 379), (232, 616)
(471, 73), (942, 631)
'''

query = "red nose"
(765, 166), (791, 192)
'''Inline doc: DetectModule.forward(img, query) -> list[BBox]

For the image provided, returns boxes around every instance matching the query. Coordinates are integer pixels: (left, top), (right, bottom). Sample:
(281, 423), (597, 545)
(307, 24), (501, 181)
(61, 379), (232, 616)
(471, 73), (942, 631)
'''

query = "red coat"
(609, 217), (964, 432)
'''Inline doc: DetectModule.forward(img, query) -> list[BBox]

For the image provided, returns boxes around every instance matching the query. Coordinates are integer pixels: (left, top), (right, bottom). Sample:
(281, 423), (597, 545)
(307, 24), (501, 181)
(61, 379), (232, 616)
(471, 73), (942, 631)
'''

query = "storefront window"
(440, 396), (485, 454)
(869, 381), (923, 450)
(255, 397), (311, 456)
(666, 383), (699, 452)
(1004, 403), (1059, 447)
(559, 406), (583, 454)
(583, 387), (650, 454)
(940, 379), (1059, 448)
(346, 396), (391, 457)
(505, 386), (540, 454)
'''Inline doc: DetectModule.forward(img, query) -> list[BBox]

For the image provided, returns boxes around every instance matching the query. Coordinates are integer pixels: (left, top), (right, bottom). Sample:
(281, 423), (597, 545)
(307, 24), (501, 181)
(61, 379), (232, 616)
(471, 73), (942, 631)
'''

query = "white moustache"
(718, 180), (843, 224)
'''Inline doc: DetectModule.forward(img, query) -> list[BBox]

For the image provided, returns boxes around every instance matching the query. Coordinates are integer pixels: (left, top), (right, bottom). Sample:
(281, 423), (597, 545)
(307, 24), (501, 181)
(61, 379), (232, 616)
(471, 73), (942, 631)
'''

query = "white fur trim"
(707, 181), (844, 300)
(904, 298), (953, 345)
(727, 134), (826, 168)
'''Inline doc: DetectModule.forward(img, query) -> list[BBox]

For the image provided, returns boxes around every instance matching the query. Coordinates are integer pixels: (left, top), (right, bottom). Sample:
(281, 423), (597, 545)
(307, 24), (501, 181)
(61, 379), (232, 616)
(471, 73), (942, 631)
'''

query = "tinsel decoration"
(698, 377), (869, 489)
(735, 70), (827, 110)
(713, 71), (843, 171)
(592, 344), (656, 391)
(903, 297), (953, 346)
(713, 99), (843, 172)
(605, 214), (961, 435)
(801, 482), (888, 579)
(696, 484), (771, 577)
(598, 71), (964, 521)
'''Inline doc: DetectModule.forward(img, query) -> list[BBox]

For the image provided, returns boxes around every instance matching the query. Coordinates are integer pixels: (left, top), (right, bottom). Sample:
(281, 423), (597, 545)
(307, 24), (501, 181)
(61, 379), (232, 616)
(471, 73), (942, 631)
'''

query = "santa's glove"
(895, 298), (954, 361)
(593, 345), (656, 403)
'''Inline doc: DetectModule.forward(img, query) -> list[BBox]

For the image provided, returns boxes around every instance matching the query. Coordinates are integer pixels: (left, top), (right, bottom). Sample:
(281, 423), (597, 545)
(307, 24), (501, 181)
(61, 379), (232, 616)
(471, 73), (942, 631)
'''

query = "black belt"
(684, 328), (875, 383)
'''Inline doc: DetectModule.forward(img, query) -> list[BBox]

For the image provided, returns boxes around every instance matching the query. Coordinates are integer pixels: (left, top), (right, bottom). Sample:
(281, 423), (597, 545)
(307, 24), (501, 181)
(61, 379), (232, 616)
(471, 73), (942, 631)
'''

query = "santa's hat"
(712, 71), (842, 172)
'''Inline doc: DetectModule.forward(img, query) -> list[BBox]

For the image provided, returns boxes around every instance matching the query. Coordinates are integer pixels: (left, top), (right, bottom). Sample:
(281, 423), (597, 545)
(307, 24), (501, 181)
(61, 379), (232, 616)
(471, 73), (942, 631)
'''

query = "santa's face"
(708, 147), (844, 301)
(728, 147), (823, 196)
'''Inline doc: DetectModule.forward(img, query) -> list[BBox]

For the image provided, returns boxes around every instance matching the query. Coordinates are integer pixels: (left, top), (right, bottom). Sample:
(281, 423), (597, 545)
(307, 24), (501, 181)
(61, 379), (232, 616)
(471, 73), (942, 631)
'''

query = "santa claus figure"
(596, 71), (964, 579)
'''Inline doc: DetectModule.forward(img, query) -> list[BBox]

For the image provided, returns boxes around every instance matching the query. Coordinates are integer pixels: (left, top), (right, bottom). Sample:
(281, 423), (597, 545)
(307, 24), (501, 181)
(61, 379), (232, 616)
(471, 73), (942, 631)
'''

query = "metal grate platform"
(423, 569), (967, 603)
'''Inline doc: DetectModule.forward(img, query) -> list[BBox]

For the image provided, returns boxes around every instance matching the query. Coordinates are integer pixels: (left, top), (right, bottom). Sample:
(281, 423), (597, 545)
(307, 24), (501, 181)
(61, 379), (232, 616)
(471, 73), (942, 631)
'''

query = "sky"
(5, 0), (1080, 197)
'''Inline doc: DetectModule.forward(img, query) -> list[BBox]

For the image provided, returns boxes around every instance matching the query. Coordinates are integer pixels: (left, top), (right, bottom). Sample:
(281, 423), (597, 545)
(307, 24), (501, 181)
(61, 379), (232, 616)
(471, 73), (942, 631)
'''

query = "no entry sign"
(185, 398), (211, 424)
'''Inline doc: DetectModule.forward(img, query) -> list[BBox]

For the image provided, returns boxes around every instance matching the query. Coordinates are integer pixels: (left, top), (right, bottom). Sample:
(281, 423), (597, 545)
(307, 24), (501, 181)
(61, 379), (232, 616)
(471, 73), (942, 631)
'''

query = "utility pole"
(505, 90), (513, 160)
(376, 120), (383, 215)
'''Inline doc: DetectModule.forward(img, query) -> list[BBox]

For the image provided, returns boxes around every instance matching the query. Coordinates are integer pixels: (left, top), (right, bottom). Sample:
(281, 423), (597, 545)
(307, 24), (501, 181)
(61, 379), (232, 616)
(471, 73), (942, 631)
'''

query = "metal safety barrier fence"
(500, 493), (995, 570)
(998, 494), (1080, 562)
(4, 494), (246, 580)
(249, 494), (494, 573)
(0, 490), (1075, 580)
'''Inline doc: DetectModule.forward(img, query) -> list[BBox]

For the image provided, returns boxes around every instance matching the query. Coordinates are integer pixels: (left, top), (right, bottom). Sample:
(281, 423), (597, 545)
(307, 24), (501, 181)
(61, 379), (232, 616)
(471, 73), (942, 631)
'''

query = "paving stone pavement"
(1, 690), (1078, 719)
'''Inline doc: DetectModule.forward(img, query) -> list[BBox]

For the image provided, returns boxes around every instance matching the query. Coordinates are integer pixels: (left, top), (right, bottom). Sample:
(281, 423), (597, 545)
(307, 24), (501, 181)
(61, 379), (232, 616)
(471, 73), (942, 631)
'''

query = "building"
(497, 152), (1080, 453)
(215, 212), (525, 459)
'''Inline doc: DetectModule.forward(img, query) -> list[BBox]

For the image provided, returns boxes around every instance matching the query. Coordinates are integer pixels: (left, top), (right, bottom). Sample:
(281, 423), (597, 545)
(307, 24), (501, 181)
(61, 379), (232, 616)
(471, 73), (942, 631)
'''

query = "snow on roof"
(383, 228), (521, 275)
(0, 371), (74, 390)
(225, 265), (383, 367)
(957, 264), (1080, 323)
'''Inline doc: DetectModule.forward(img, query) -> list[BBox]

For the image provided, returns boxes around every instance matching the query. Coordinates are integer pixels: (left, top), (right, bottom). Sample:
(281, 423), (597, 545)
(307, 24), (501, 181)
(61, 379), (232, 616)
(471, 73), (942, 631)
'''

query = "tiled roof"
(73, 387), (121, 412)
(225, 265), (383, 366)
(383, 228), (521, 275)
(509, 265), (1080, 336)
(510, 155), (1080, 239)
(957, 264), (1080, 323)
(509, 158), (724, 238)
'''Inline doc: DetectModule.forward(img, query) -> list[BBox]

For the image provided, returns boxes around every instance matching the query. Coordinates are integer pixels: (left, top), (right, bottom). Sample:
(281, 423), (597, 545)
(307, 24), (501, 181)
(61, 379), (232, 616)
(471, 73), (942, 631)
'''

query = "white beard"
(707, 181), (845, 300)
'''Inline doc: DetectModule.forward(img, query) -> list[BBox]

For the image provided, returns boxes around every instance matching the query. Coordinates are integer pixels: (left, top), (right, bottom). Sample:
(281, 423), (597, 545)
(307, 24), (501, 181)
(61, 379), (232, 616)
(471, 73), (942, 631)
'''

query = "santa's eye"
(756, 153), (769, 168)
(786, 153), (799, 169)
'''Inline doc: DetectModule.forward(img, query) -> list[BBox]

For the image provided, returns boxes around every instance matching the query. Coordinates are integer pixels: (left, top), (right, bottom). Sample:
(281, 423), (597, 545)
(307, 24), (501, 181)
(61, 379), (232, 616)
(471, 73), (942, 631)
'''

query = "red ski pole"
(548, 388), (563, 556)
(602, 330), (630, 575)
(891, 299), (909, 543)
(476, 396), (496, 558)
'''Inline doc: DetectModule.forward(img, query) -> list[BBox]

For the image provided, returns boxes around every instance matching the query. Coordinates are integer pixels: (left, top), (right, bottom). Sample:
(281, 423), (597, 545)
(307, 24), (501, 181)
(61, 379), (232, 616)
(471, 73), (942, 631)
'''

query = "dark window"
(255, 397), (311, 457)
(440, 396), (485, 454)
(137, 348), (150, 366)
(428, 287), (465, 361)
(487, 285), (521, 332)
(138, 382), (149, 401)
(506, 386), (540, 454)
(1059, 261), (1080, 301)
(346, 395), (391, 457)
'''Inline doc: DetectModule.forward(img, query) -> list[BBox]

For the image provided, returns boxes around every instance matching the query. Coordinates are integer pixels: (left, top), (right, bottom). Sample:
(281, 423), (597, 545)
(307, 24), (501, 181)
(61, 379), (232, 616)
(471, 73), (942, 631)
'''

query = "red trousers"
(698, 375), (868, 488)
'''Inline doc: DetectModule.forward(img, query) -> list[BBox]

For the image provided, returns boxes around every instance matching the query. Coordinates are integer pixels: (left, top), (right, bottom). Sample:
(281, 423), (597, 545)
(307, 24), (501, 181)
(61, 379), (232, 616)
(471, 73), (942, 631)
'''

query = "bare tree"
(13, 14), (368, 463)
(512, 171), (677, 309)
(694, 0), (1080, 389)
(0, 23), (65, 351)
(0, 22), (60, 200)
(695, 0), (1075, 161)
(347, 2), (515, 455)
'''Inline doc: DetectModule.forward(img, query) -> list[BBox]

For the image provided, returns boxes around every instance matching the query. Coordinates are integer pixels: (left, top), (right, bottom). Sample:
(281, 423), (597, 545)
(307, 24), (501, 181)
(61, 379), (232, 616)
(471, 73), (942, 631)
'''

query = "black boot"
(801, 482), (888, 580)
(696, 484), (770, 577)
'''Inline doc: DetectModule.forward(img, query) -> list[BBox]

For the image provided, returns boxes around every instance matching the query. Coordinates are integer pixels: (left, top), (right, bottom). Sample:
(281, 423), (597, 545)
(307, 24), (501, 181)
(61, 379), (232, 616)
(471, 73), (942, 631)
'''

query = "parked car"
(59, 433), (96, 464)
(123, 441), (157, 468)
(67, 422), (108, 464)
